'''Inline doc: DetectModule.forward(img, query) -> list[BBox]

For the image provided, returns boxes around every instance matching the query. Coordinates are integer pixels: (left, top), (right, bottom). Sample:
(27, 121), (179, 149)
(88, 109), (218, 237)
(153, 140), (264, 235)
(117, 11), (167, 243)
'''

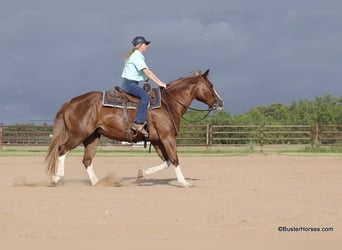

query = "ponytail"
(124, 44), (142, 62)
(124, 48), (136, 62)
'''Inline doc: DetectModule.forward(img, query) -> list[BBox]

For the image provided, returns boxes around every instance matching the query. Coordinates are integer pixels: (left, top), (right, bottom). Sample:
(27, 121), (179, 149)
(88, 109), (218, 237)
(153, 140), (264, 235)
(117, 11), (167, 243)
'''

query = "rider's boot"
(132, 122), (148, 137)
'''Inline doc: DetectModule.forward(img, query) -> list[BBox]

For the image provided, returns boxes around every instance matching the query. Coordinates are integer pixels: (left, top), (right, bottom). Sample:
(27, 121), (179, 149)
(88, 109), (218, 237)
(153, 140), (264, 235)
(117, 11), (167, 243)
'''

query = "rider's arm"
(142, 68), (167, 88)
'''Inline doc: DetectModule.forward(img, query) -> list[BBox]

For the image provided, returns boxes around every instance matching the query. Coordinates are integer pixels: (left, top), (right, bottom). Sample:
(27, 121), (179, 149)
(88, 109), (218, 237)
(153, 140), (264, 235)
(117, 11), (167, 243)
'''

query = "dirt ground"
(0, 155), (341, 246)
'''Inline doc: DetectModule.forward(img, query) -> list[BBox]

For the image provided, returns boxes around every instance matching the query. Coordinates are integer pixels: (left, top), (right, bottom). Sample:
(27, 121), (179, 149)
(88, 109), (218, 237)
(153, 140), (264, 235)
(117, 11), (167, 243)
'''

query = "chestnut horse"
(45, 70), (223, 187)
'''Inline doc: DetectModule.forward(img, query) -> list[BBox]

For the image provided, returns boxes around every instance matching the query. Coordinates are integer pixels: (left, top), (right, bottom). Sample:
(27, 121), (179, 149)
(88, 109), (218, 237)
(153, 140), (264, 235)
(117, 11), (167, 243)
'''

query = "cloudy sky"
(1, 0), (341, 124)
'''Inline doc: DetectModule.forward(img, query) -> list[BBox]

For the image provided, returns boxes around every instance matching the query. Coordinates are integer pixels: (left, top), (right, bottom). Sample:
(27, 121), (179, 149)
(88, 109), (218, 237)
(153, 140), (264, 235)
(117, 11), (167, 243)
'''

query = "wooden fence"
(0, 123), (341, 150)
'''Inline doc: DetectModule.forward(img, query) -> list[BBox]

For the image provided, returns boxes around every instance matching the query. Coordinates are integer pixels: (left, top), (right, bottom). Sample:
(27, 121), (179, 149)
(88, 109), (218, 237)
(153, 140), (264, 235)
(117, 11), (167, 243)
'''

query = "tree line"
(182, 94), (342, 126)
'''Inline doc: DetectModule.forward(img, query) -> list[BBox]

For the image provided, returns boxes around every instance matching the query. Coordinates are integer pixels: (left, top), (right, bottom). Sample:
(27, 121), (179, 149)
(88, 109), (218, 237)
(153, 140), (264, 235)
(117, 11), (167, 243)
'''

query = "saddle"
(102, 84), (161, 144)
(103, 85), (161, 109)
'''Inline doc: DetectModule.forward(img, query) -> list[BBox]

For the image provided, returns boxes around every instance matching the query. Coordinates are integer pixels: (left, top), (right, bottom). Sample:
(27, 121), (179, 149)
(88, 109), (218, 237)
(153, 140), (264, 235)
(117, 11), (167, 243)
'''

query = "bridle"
(163, 89), (213, 120)
(162, 75), (220, 132)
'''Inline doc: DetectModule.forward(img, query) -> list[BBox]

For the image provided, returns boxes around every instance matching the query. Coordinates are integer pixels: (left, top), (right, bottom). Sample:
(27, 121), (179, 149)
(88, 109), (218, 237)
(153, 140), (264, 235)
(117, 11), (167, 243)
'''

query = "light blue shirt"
(121, 50), (148, 81)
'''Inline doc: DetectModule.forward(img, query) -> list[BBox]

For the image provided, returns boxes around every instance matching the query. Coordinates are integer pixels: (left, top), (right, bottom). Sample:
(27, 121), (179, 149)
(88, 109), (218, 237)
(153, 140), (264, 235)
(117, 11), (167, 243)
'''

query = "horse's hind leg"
(52, 143), (73, 184)
(83, 133), (101, 186)
(52, 153), (68, 184)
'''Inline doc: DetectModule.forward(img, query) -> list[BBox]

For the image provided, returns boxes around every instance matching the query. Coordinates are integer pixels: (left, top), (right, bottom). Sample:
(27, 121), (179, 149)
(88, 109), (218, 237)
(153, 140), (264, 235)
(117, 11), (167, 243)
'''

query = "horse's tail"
(45, 102), (70, 175)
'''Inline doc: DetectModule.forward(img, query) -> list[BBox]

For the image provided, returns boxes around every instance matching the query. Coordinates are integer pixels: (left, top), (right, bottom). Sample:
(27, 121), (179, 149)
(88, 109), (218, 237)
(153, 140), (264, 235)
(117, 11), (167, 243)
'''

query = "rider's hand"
(159, 82), (167, 89)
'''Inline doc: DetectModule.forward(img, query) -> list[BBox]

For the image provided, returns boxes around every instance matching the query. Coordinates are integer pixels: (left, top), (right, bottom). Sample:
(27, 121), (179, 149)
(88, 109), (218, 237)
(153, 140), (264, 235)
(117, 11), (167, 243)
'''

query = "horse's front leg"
(137, 161), (191, 188)
(137, 160), (170, 178)
(160, 137), (193, 188)
(163, 137), (193, 187)
(137, 143), (170, 178)
(173, 164), (193, 188)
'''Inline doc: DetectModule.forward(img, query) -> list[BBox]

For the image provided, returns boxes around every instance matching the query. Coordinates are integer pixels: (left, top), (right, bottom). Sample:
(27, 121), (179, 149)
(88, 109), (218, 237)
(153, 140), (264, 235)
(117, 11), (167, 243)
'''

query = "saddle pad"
(102, 88), (161, 109)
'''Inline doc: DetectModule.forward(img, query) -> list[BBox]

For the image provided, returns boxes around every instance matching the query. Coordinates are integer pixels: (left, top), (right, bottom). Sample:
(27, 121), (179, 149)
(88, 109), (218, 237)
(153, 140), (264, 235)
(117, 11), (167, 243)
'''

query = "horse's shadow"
(134, 178), (199, 187)
(121, 176), (200, 188)
(40, 176), (201, 188)
(136, 177), (178, 187)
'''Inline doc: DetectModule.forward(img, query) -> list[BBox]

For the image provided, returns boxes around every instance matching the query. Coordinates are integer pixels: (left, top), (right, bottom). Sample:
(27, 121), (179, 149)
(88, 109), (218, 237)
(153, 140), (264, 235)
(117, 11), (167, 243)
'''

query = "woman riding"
(121, 36), (167, 137)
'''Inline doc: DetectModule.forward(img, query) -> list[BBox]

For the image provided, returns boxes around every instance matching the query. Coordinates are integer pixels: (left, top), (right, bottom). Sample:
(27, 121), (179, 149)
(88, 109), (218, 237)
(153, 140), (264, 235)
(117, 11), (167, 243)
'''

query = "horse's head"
(194, 69), (224, 111)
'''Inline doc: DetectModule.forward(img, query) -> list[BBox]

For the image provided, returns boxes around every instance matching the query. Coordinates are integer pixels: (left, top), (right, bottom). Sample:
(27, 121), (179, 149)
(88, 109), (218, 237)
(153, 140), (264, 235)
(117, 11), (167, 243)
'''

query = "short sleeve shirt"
(121, 50), (148, 81)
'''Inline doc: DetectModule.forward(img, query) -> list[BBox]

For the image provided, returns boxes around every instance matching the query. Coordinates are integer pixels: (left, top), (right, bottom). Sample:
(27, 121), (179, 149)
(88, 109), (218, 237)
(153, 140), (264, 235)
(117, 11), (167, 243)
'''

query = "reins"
(181, 109), (212, 122)
(162, 88), (212, 128)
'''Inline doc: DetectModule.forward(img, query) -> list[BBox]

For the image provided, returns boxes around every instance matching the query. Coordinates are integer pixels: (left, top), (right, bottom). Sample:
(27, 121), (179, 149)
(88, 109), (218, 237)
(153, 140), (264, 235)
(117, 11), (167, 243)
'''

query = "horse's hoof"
(52, 175), (63, 184)
(90, 180), (98, 186)
(137, 169), (144, 179)
(180, 182), (193, 188)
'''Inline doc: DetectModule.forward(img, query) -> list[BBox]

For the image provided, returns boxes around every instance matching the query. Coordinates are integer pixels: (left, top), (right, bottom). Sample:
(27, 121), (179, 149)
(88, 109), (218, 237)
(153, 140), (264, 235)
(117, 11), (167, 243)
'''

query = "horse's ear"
(202, 69), (210, 78)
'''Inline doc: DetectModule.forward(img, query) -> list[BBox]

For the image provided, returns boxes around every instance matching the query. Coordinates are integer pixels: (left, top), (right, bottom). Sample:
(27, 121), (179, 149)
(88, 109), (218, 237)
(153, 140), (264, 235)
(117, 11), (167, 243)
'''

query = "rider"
(121, 36), (167, 137)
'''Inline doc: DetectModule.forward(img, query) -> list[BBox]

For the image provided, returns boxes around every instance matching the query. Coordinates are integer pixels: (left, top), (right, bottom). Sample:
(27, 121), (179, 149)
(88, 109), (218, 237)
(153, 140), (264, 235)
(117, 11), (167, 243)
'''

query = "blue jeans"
(122, 78), (148, 124)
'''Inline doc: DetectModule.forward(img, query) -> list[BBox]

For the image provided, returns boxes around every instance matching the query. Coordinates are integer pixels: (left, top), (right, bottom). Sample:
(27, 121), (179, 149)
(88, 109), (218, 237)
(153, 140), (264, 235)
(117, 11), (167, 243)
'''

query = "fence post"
(310, 124), (314, 147)
(206, 124), (210, 148)
(0, 123), (3, 150)
(260, 125), (264, 152)
(310, 124), (316, 147)
(315, 123), (319, 145)
(310, 123), (320, 147)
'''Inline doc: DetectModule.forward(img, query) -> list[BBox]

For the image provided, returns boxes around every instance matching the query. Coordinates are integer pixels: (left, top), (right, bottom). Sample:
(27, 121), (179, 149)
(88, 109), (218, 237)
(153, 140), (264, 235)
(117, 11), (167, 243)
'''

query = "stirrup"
(132, 122), (148, 137)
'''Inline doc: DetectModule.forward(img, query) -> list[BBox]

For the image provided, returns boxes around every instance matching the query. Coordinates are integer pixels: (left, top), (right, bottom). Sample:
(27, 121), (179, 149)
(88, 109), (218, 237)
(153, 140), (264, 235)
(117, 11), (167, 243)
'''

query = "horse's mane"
(166, 71), (202, 92)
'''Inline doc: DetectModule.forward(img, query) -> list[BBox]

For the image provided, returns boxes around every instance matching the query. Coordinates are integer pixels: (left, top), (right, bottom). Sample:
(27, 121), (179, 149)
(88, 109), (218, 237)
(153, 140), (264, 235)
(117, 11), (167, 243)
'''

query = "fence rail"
(1, 123), (341, 151)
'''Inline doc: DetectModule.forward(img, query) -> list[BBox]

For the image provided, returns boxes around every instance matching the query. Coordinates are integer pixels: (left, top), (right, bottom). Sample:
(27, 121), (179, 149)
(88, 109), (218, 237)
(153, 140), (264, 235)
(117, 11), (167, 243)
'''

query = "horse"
(45, 69), (224, 187)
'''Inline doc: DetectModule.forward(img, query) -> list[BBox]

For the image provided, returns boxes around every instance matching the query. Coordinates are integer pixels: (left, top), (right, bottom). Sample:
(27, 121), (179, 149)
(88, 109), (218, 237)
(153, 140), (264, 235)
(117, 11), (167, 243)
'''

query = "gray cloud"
(1, 1), (342, 123)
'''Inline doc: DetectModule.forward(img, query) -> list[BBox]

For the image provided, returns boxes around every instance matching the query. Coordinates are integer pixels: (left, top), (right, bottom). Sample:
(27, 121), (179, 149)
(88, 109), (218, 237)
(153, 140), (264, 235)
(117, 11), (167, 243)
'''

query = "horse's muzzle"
(211, 99), (224, 111)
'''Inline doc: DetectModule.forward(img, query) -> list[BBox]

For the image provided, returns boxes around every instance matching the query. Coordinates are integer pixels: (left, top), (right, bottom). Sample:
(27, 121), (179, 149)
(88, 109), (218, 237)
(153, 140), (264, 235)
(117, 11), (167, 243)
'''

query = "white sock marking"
(174, 165), (192, 187)
(144, 161), (169, 176)
(87, 164), (98, 186)
(52, 153), (68, 184)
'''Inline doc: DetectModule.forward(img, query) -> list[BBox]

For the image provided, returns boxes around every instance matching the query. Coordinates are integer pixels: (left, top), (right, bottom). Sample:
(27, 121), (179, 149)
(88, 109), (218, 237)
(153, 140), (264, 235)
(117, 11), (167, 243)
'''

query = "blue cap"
(132, 36), (151, 46)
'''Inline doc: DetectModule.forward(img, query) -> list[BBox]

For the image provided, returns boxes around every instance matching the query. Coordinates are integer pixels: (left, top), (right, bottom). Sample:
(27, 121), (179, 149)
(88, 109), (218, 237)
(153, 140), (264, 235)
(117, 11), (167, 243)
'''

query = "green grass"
(301, 146), (342, 153)
(287, 145), (342, 155)
(0, 145), (341, 157)
(0, 145), (248, 157)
